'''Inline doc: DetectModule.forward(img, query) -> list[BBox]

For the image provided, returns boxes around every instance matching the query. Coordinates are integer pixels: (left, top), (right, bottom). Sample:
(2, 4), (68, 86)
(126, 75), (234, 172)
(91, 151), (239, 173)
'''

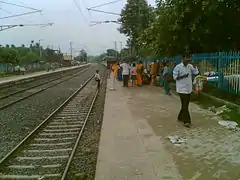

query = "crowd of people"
(108, 57), (200, 128)
(109, 60), (175, 94)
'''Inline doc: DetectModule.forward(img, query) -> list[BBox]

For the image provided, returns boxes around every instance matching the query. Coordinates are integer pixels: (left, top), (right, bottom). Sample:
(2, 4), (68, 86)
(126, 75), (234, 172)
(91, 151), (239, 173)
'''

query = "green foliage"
(119, 0), (154, 56)
(137, 0), (240, 56)
(75, 49), (88, 62)
(0, 41), (62, 64)
(20, 51), (39, 64)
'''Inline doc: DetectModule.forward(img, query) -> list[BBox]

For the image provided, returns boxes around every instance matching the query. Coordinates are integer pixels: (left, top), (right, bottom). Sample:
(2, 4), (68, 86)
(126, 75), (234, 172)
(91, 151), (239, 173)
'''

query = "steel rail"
(0, 69), (77, 100)
(61, 79), (99, 180)
(0, 67), (90, 110)
(0, 74), (94, 165)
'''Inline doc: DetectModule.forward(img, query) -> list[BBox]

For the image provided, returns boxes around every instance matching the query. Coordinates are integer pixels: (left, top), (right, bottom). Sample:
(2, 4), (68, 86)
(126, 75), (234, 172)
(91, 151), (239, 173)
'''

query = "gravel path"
(66, 70), (108, 180)
(0, 63), (105, 160)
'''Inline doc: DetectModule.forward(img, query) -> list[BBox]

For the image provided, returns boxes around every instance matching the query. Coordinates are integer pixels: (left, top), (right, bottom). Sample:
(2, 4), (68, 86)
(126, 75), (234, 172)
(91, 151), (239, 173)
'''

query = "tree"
(119, 0), (154, 56)
(20, 51), (39, 64)
(106, 49), (119, 57)
(0, 48), (20, 63)
(75, 49), (87, 62)
(138, 0), (240, 57)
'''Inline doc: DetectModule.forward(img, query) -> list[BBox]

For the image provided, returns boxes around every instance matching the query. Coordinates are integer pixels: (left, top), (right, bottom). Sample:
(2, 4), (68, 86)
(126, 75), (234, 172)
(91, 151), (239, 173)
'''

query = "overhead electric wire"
(0, 10), (41, 19)
(0, 0), (40, 11)
(0, 23), (53, 31)
(87, 8), (120, 15)
(73, 0), (89, 24)
(88, 0), (122, 9)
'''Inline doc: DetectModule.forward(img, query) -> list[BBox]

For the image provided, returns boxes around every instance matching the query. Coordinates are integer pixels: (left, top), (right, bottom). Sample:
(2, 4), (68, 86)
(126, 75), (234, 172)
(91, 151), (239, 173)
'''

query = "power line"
(88, 0), (122, 9)
(0, 0), (40, 11)
(0, 10), (41, 19)
(90, 20), (120, 26)
(87, 8), (120, 16)
(72, 0), (88, 24)
(0, 23), (53, 31)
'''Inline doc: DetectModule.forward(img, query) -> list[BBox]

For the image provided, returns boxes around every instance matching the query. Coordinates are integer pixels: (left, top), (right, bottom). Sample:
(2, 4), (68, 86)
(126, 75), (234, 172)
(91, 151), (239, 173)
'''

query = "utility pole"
(119, 41), (123, 60)
(70, 41), (73, 60)
(114, 40), (117, 59)
(38, 39), (43, 60)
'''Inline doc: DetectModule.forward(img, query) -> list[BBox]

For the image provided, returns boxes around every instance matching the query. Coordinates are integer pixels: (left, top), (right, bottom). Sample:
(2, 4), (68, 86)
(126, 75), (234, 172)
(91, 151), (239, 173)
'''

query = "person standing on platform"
(117, 63), (123, 81)
(111, 62), (119, 90)
(136, 61), (144, 86)
(162, 61), (172, 95)
(120, 60), (131, 87)
(150, 60), (158, 85)
(173, 57), (199, 127)
(130, 63), (137, 87)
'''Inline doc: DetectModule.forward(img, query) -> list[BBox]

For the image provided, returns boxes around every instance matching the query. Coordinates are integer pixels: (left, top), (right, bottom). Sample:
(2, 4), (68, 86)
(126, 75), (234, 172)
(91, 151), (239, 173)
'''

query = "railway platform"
(0, 64), (90, 85)
(95, 75), (240, 180)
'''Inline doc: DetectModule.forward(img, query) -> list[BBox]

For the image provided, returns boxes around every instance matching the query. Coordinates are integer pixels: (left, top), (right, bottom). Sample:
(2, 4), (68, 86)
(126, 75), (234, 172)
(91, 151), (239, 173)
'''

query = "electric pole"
(70, 41), (73, 60)
(114, 41), (118, 60)
(119, 41), (123, 59)
(38, 39), (43, 60)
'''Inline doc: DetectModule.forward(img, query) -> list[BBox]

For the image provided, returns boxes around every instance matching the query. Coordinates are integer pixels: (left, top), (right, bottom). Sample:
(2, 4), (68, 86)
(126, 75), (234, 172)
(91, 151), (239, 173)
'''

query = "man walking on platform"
(120, 60), (130, 87)
(173, 56), (199, 127)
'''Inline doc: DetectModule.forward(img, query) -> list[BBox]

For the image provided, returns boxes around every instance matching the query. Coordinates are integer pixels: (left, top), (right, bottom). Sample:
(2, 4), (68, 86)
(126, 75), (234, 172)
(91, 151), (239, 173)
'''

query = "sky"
(0, 0), (155, 56)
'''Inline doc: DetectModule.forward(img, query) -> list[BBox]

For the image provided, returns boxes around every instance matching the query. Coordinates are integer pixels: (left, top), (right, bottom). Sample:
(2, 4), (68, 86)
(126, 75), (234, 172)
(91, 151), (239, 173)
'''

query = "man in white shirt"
(173, 57), (199, 127)
(120, 60), (131, 87)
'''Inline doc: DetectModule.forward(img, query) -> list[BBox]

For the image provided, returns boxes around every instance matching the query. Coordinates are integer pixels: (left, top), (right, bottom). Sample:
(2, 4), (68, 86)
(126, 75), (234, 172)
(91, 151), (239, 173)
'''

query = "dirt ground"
(122, 85), (240, 180)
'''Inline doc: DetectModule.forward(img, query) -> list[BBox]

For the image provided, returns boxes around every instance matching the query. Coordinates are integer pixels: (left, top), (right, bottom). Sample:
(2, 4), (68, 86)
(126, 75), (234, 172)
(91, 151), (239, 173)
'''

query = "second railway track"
(0, 67), (90, 110)
(0, 74), (99, 180)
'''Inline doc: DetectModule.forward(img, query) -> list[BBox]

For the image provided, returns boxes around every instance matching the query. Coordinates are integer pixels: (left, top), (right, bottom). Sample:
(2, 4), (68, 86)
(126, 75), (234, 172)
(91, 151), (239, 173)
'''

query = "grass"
(203, 82), (240, 105)
(190, 93), (240, 125)
(170, 83), (240, 125)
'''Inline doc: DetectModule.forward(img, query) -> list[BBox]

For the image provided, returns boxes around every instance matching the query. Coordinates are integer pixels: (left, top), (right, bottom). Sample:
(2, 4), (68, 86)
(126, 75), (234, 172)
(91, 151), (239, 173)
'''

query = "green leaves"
(119, 0), (154, 56)
(135, 0), (240, 57)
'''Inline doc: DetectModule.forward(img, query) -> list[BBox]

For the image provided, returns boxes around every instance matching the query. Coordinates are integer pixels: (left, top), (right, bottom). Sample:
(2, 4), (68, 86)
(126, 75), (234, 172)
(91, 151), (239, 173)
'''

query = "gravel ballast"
(66, 69), (108, 180)
(0, 63), (105, 160)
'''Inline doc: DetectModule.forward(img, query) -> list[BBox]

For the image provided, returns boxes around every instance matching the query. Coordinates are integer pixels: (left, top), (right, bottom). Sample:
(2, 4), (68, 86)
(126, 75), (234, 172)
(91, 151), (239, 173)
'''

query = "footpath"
(95, 76), (240, 180)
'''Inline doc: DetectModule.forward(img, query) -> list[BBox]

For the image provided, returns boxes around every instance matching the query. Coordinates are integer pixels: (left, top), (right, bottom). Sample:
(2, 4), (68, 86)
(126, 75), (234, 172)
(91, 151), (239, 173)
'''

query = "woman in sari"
(162, 62), (172, 95)
(158, 62), (164, 87)
(117, 63), (122, 81)
(136, 61), (144, 86)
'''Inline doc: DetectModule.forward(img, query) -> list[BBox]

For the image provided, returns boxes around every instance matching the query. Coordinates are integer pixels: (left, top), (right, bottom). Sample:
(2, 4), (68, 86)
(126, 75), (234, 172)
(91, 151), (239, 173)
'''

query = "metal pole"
(38, 39), (43, 60)
(70, 41), (73, 60)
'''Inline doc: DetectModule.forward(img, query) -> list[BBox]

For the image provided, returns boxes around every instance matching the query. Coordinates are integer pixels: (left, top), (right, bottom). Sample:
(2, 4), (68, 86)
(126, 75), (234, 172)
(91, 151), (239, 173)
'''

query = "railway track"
(0, 74), (99, 179)
(0, 67), (90, 110)
(0, 67), (86, 98)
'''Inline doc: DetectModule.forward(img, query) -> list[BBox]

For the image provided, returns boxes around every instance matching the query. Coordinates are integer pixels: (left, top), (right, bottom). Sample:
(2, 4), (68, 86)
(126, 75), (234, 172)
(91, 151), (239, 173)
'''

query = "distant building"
(63, 55), (72, 61)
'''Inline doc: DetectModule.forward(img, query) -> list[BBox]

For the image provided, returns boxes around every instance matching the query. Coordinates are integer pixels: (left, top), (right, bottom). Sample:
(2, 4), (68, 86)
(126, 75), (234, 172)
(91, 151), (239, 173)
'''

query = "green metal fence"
(143, 52), (240, 95)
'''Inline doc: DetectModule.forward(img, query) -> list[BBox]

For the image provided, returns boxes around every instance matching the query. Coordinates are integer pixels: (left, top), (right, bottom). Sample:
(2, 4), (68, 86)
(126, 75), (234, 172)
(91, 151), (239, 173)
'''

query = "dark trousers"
(96, 80), (100, 89)
(123, 75), (129, 87)
(178, 93), (191, 123)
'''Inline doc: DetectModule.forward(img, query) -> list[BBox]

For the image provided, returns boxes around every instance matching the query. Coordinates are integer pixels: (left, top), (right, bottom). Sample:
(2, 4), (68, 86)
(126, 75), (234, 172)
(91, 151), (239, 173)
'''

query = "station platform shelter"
(95, 75), (240, 180)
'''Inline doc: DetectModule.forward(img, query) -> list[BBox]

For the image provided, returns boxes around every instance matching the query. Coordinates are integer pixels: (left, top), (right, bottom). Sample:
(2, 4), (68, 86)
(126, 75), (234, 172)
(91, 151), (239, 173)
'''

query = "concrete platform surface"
(0, 64), (90, 85)
(95, 76), (240, 180)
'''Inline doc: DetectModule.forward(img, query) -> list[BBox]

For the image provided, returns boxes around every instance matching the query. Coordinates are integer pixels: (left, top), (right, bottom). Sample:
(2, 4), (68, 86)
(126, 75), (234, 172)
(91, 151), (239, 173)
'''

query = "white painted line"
(17, 155), (68, 160)
(26, 148), (72, 153)
(30, 142), (72, 146)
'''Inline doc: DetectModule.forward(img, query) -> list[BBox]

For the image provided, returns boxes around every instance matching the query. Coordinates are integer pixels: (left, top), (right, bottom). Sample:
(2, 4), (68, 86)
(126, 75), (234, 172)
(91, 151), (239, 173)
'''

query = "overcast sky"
(0, 0), (155, 55)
